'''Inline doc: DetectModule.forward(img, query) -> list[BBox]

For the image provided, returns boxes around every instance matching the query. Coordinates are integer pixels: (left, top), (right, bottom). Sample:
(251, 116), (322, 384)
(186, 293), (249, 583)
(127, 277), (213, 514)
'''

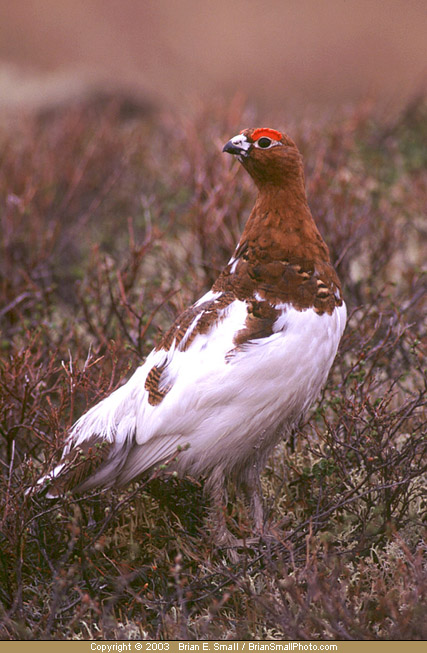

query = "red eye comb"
(251, 128), (283, 141)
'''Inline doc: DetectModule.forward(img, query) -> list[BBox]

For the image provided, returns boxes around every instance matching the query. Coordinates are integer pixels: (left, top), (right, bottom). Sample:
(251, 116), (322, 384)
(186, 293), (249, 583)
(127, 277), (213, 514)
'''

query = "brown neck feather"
(238, 177), (331, 266)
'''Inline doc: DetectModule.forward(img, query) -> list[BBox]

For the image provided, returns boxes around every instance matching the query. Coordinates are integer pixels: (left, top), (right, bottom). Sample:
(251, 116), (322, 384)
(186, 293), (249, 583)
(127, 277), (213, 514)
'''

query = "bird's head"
(223, 127), (303, 189)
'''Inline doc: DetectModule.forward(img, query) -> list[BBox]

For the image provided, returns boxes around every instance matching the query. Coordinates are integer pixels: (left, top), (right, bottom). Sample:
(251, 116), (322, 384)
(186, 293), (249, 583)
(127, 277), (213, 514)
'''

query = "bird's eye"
(257, 137), (272, 148)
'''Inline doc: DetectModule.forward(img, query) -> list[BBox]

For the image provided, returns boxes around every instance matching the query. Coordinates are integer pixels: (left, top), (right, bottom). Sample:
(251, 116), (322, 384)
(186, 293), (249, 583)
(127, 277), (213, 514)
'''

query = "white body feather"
(46, 292), (346, 493)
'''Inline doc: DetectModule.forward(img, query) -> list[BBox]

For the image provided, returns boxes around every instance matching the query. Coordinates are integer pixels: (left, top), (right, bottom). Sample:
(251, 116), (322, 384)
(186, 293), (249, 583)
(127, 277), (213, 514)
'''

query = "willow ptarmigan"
(38, 127), (346, 544)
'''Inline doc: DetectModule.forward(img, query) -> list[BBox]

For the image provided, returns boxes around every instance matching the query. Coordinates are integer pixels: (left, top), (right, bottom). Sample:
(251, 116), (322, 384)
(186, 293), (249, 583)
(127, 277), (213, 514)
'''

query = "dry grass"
(0, 95), (426, 640)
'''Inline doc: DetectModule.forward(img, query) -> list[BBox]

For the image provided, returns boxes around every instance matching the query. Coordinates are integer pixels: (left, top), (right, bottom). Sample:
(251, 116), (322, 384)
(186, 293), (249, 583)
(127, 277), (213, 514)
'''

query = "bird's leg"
(204, 472), (241, 561)
(250, 472), (265, 534)
(239, 442), (285, 548)
(206, 478), (231, 545)
(240, 462), (266, 535)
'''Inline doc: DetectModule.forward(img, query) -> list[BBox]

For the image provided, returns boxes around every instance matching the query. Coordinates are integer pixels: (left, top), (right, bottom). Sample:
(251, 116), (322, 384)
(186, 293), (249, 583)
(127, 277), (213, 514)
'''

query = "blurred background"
(0, 0), (425, 116)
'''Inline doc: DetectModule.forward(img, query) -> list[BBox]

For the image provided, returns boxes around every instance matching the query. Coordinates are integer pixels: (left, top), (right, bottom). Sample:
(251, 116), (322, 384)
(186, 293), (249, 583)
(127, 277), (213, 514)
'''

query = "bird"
(36, 126), (346, 548)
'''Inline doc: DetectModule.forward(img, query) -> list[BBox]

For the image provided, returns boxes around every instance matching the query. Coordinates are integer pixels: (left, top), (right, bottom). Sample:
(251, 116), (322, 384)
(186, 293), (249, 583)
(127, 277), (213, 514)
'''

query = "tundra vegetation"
(0, 95), (426, 640)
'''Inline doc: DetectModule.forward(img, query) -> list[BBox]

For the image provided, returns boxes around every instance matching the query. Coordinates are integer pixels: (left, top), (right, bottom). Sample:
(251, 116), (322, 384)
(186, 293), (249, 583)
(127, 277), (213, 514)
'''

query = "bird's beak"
(223, 134), (251, 159)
